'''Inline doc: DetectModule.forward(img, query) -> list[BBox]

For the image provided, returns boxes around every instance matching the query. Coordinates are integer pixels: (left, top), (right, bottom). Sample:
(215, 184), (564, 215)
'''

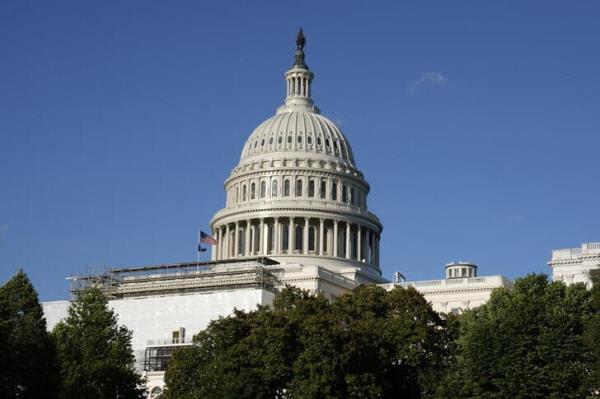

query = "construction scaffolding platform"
(67, 257), (281, 299)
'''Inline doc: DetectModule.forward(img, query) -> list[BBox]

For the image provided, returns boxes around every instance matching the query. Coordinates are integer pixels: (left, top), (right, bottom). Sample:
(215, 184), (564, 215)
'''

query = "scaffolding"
(67, 257), (281, 299)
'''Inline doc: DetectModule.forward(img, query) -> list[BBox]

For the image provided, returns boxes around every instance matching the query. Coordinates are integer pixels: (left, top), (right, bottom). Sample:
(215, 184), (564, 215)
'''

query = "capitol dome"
(210, 30), (383, 285)
(240, 109), (355, 167)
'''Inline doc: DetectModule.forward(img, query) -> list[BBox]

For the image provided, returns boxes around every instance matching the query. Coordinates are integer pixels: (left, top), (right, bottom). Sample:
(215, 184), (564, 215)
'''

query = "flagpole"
(197, 229), (200, 271)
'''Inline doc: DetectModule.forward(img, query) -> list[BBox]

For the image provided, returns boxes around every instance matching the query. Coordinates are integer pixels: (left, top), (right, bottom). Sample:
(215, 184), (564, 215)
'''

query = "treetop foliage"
(165, 284), (457, 399)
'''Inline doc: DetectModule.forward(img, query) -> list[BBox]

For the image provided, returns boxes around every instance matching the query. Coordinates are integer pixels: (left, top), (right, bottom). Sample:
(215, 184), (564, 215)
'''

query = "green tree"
(584, 269), (600, 391)
(164, 285), (456, 399)
(440, 274), (594, 399)
(53, 287), (146, 399)
(0, 270), (59, 398)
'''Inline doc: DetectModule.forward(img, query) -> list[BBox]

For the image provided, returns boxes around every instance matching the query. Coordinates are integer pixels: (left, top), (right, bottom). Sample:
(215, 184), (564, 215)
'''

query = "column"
(303, 218), (309, 254)
(274, 217), (280, 255)
(333, 220), (338, 257)
(259, 218), (265, 255)
(250, 225), (255, 256)
(263, 220), (269, 255)
(289, 217), (295, 253)
(234, 222), (239, 258)
(345, 223), (351, 259)
(224, 224), (230, 259)
(216, 227), (221, 260)
(211, 229), (216, 261)
(245, 220), (251, 257)
(365, 229), (371, 265)
(318, 219), (324, 256)
(357, 225), (362, 262)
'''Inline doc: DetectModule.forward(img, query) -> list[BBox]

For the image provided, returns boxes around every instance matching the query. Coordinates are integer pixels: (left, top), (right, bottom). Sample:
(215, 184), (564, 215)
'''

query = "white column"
(346, 223), (351, 259)
(365, 229), (371, 265)
(211, 229), (216, 261)
(273, 217), (278, 254)
(333, 220), (338, 257)
(224, 224), (230, 259)
(289, 217), (295, 253)
(245, 220), (251, 257)
(318, 218), (324, 256)
(357, 225), (362, 262)
(303, 218), (309, 254)
(216, 227), (221, 260)
(264, 220), (270, 255)
(259, 219), (265, 255)
(234, 222), (239, 258)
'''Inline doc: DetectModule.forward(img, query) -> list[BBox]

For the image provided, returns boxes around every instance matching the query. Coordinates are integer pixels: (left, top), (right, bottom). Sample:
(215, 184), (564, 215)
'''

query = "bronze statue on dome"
(296, 28), (306, 50)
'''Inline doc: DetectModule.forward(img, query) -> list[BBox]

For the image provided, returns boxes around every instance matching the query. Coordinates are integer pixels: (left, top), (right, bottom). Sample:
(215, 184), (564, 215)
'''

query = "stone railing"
(381, 275), (512, 291)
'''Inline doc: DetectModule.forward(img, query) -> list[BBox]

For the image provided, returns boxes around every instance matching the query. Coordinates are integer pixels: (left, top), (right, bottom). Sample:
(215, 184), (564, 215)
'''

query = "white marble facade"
(548, 242), (600, 287)
(382, 262), (513, 314)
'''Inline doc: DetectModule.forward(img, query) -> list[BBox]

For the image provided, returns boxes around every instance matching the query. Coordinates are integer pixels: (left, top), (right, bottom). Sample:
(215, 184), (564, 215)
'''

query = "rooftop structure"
(548, 242), (600, 286)
(383, 262), (512, 314)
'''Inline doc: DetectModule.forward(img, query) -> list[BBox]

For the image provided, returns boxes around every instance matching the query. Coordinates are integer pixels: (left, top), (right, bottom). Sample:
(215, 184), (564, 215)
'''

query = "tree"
(164, 285), (456, 399)
(53, 287), (146, 399)
(584, 269), (600, 391)
(439, 274), (595, 399)
(0, 270), (59, 398)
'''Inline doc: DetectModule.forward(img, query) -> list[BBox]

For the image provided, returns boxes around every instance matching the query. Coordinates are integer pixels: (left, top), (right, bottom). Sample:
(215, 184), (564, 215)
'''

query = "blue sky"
(1, 1), (599, 300)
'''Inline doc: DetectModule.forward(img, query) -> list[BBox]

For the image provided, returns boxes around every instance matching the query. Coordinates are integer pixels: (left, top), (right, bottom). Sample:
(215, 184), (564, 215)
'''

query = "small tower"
(445, 261), (478, 279)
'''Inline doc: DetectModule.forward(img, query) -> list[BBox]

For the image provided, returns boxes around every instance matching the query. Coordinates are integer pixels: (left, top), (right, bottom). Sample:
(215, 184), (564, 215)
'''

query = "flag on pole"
(200, 231), (217, 245)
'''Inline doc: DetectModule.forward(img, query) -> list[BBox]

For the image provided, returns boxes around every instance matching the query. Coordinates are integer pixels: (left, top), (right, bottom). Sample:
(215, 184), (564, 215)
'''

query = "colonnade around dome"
(212, 217), (380, 270)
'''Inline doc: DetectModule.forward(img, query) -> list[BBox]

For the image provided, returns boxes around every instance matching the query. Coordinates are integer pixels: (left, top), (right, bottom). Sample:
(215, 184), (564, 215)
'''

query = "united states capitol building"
(41, 32), (599, 398)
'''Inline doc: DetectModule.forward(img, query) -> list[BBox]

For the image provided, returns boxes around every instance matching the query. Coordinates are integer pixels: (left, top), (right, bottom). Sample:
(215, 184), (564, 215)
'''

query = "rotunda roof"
(239, 110), (355, 166)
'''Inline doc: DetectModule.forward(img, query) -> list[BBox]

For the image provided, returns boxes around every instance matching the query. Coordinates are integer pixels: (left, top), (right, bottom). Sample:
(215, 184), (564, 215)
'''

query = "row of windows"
(248, 134), (344, 155)
(227, 178), (364, 207)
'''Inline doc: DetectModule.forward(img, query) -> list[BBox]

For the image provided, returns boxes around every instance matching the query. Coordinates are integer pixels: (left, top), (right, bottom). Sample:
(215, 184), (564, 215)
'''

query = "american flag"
(199, 231), (217, 245)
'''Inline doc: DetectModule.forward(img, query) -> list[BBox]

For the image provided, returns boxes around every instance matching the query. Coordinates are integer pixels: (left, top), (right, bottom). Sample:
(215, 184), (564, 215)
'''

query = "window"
(308, 180), (315, 197)
(296, 179), (303, 197)
(288, 136), (292, 144)
(317, 137), (322, 146)
(260, 181), (266, 198)
(332, 181), (338, 200)
(462, 268), (467, 277)
(341, 184), (348, 203)
(269, 137), (273, 145)
(283, 179), (290, 197)
(272, 180), (278, 197)
(278, 136), (283, 144)
(242, 185), (247, 201)
(235, 186), (239, 204)
(320, 180), (326, 199)
(261, 139), (265, 146)
(298, 135), (302, 143)
(251, 183), (256, 200)
(307, 136), (312, 144)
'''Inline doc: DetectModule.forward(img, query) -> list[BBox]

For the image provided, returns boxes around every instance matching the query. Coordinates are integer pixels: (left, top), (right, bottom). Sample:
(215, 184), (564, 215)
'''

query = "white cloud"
(408, 72), (447, 94)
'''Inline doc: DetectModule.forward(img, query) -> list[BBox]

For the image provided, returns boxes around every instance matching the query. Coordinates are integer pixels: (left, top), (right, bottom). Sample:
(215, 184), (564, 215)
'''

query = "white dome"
(240, 110), (355, 166)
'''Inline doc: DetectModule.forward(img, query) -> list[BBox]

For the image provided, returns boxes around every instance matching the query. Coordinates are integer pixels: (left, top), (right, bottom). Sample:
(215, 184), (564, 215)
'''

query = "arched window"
(283, 179), (290, 197)
(342, 184), (348, 203)
(331, 181), (338, 201)
(296, 179), (303, 197)
(308, 180), (315, 197)
(251, 183), (256, 200)
(308, 226), (316, 251)
(236, 186), (239, 204)
(272, 179), (278, 197)
(320, 180), (326, 199)
(260, 181), (266, 198)
(350, 187), (355, 205)
(242, 185), (247, 201)
(295, 225), (303, 251)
